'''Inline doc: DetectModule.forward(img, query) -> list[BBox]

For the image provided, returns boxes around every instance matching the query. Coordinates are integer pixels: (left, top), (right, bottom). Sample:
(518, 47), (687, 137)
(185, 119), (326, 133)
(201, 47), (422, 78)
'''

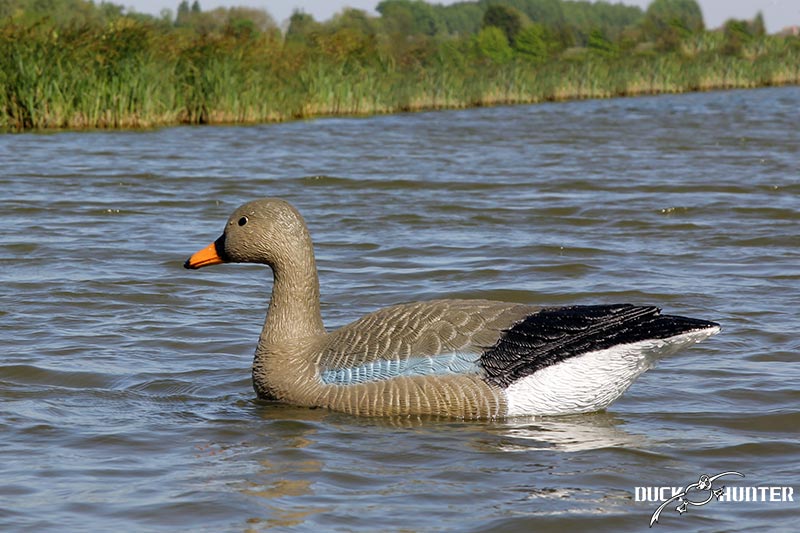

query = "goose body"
(185, 198), (720, 419)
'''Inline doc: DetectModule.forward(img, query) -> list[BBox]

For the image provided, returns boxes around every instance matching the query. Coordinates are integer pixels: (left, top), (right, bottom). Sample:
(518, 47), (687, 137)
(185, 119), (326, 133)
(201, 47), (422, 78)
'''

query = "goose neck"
(261, 251), (325, 345)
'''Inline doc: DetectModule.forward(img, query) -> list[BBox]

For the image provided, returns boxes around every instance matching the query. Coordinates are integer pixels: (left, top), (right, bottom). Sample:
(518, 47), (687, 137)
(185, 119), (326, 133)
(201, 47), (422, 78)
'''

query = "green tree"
(482, 4), (525, 45)
(721, 18), (751, 56)
(587, 28), (615, 56)
(475, 25), (513, 63)
(483, 0), (564, 27)
(227, 7), (276, 32)
(643, 0), (704, 43)
(377, 0), (444, 36)
(376, 0), (413, 34)
(286, 10), (319, 43)
(751, 11), (766, 38)
(0, 0), (14, 19)
(438, 2), (483, 35)
(330, 8), (378, 36)
(225, 7), (277, 38)
(514, 23), (548, 61)
(98, 1), (124, 20)
(176, 0), (190, 26)
(562, 0), (644, 45)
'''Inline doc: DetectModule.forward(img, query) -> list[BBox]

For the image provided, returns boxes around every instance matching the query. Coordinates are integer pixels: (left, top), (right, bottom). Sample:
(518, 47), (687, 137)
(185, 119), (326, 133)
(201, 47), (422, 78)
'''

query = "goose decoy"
(185, 198), (720, 419)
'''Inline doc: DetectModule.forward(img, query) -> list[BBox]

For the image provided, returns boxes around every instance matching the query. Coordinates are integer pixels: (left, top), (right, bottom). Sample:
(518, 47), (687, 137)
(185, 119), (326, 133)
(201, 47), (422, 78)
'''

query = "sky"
(121, 0), (799, 34)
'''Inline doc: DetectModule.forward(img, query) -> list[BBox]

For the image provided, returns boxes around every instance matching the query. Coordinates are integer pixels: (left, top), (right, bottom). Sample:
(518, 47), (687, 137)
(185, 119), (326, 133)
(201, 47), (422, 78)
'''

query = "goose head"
(184, 198), (325, 344)
(184, 198), (313, 270)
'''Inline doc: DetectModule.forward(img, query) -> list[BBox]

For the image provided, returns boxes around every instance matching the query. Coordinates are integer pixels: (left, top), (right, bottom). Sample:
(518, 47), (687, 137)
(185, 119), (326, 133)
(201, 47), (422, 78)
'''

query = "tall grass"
(1, 19), (799, 131)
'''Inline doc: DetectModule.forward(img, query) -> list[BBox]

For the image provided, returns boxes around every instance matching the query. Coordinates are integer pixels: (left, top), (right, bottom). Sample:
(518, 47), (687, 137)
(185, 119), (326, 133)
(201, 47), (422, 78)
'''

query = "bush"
(475, 26), (513, 64)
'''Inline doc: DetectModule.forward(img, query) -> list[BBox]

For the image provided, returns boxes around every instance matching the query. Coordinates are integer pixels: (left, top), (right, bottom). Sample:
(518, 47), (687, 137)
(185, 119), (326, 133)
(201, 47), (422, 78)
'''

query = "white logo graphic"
(649, 471), (745, 527)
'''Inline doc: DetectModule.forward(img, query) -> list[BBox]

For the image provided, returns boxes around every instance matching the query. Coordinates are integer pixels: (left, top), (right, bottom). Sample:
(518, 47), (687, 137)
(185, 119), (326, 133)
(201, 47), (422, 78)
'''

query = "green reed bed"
(1, 20), (798, 131)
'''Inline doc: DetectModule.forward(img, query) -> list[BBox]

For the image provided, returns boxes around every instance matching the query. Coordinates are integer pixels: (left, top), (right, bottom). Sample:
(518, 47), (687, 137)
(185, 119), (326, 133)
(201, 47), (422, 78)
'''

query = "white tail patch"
(504, 326), (720, 417)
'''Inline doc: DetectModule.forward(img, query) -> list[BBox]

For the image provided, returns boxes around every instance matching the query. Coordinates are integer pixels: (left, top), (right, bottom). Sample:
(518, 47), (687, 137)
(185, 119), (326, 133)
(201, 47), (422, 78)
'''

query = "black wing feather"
(481, 304), (718, 388)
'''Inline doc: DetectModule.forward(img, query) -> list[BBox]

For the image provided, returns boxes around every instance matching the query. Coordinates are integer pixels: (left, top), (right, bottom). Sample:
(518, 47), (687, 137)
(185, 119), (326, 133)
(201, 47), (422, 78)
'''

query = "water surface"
(1, 86), (798, 531)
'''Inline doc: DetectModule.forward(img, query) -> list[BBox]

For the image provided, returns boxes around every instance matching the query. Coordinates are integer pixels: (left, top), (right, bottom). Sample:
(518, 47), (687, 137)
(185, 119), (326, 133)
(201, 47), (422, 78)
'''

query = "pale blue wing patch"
(320, 352), (481, 385)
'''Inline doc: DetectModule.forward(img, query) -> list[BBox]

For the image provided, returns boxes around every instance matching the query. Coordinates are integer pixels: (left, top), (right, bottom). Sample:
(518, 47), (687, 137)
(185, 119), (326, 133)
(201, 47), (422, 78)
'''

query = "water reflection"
(240, 406), (331, 529)
(491, 412), (645, 453)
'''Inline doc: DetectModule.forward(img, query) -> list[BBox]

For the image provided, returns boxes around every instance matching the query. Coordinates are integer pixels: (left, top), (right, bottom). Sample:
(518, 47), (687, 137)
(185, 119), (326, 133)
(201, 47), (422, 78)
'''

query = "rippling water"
(2, 87), (798, 531)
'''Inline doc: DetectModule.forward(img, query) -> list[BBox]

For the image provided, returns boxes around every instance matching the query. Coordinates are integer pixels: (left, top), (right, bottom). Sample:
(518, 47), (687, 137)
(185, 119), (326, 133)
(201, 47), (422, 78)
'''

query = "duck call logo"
(647, 471), (744, 527)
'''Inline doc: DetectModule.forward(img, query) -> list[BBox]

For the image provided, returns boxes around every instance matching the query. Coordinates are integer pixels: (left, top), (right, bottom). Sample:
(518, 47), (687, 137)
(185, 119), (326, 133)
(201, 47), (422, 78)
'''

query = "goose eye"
(238, 216), (248, 226)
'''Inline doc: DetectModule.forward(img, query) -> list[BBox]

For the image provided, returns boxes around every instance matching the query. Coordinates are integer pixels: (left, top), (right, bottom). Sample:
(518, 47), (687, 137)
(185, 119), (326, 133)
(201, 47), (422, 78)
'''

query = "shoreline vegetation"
(2, 0), (799, 131)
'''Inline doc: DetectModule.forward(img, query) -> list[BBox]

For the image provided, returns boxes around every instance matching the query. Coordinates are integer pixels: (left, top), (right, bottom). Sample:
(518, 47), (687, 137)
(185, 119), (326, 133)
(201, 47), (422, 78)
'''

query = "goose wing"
(317, 299), (532, 384)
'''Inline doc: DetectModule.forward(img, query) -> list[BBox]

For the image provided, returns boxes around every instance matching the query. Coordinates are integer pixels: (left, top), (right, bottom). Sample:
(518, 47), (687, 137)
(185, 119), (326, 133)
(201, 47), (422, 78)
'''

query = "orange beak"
(184, 236), (225, 269)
